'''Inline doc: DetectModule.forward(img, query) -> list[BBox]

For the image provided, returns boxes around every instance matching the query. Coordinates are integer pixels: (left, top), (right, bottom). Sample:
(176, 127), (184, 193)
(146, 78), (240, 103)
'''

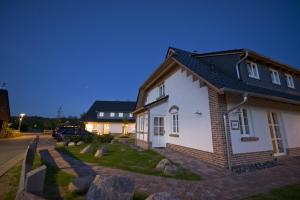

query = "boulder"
(155, 158), (171, 171)
(68, 142), (75, 147)
(101, 146), (108, 154)
(146, 192), (181, 200)
(68, 175), (94, 194)
(94, 146), (108, 158)
(163, 165), (180, 176)
(110, 139), (116, 144)
(86, 175), (135, 200)
(56, 142), (66, 147)
(76, 141), (84, 146)
(80, 144), (92, 154)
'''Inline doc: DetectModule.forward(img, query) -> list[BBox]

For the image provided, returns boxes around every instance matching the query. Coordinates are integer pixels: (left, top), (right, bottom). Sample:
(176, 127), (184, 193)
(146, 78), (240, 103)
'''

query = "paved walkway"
(39, 145), (300, 200)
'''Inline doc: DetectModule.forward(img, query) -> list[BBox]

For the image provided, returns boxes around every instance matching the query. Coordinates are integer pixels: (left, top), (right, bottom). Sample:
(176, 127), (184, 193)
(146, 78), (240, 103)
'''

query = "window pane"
(154, 127), (159, 135)
(238, 114), (243, 134)
(154, 117), (159, 126)
(277, 139), (284, 153)
(274, 126), (282, 139)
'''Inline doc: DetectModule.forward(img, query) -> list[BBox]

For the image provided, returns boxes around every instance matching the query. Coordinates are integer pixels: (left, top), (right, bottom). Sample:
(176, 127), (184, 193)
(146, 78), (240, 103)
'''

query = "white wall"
(227, 96), (300, 154)
(146, 69), (214, 152)
(85, 122), (135, 134)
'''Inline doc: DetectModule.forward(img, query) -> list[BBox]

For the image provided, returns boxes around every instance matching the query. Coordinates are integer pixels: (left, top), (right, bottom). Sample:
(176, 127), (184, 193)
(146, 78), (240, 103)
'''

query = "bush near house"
(63, 134), (114, 144)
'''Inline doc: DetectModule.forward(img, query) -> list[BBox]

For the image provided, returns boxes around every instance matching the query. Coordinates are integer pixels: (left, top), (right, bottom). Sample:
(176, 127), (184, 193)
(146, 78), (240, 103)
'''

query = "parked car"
(56, 127), (91, 142)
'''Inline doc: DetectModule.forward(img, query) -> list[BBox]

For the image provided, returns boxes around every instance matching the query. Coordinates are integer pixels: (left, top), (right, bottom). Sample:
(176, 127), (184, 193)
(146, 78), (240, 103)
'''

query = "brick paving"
(39, 144), (300, 200)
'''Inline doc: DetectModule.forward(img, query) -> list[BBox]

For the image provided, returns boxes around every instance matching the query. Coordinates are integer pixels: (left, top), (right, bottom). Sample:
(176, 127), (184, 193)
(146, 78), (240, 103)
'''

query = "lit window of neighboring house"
(238, 108), (250, 135)
(98, 112), (104, 117)
(285, 74), (295, 88)
(171, 112), (179, 134)
(110, 112), (115, 117)
(270, 69), (281, 85)
(158, 83), (165, 97)
(247, 61), (260, 79)
(119, 112), (123, 117)
(129, 113), (133, 118)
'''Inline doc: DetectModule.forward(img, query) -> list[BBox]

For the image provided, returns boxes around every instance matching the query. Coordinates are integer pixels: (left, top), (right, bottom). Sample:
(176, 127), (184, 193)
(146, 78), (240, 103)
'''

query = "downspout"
(236, 51), (249, 79)
(223, 93), (248, 171)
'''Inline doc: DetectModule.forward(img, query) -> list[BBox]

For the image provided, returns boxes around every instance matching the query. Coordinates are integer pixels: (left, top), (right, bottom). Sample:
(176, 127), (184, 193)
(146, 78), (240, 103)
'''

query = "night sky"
(1, 0), (300, 117)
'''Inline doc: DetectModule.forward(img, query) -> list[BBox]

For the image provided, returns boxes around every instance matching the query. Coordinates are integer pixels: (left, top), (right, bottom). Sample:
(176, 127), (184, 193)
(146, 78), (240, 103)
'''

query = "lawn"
(246, 183), (300, 200)
(0, 162), (22, 200)
(56, 143), (201, 180)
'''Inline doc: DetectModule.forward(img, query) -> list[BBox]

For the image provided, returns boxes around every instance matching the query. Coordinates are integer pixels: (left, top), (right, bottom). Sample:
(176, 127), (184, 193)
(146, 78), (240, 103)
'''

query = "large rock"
(86, 175), (135, 200)
(68, 142), (75, 147)
(68, 175), (94, 194)
(25, 165), (47, 196)
(76, 141), (84, 146)
(156, 158), (171, 171)
(80, 144), (92, 154)
(163, 165), (180, 176)
(146, 192), (181, 200)
(94, 146), (108, 158)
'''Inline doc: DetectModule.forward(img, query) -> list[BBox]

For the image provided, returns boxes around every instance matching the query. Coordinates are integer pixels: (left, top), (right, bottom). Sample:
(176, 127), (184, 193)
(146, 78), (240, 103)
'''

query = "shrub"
(94, 134), (114, 144)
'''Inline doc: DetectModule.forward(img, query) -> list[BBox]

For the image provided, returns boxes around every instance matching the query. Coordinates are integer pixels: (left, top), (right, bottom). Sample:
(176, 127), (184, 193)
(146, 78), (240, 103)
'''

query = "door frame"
(266, 111), (286, 156)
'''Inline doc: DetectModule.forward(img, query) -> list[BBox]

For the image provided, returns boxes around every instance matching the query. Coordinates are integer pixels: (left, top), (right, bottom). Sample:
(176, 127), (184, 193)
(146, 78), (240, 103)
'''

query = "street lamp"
(18, 113), (26, 133)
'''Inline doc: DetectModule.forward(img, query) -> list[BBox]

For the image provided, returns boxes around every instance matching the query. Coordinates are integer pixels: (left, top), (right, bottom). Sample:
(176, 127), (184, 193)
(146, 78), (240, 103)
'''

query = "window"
(110, 112), (115, 117)
(98, 112), (104, 117)
(238, 108), (250, 135)
(285, 74), (295, 88)
(158, 84), (165, 97)
(140, 116), (144, 132)
(270, 69), (281, 85)
(118, 112), (123, 117)
(129, 113), (133, 118)
(171, 112), (179, 134)
(247, 61), (260, 79)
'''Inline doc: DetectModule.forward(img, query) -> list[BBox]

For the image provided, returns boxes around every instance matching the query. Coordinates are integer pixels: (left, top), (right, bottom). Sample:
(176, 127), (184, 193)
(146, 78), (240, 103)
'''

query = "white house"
(134, 47), (300, 168)
(83, 101), (135, 135)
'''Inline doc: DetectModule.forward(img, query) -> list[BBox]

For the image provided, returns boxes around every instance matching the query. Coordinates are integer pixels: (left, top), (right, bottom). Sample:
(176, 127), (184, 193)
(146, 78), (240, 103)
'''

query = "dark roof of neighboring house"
(168, 47), (300, 104)
(83, 101), (136, 122)
(0, 89), (10, 121)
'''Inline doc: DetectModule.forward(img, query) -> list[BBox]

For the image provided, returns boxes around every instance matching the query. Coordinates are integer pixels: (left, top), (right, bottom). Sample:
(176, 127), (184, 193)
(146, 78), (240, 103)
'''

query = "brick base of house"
(287, 147), (300, 157)
(166, 143), (227, 167)
(231, 151), (274, 166)
(136, 139), (151, 150)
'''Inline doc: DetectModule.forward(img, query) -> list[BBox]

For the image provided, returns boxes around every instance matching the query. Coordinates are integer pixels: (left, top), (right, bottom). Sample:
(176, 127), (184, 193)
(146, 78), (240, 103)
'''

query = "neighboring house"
(133, 47), (300, 169)
(0, 87), (10, 134)
(83, 101), (136, 135)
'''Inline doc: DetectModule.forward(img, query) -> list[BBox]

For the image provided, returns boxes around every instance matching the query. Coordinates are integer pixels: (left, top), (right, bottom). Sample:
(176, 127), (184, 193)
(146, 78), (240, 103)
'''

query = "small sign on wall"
(231, 120), (240, 130)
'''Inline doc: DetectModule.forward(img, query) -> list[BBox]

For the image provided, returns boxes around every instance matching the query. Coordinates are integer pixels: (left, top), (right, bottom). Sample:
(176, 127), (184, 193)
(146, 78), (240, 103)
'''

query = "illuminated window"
(110, 112), (115, 117)
(119, 112), (123, 117)
(129, 113), (133, 118)
(98, 112), (104, 117)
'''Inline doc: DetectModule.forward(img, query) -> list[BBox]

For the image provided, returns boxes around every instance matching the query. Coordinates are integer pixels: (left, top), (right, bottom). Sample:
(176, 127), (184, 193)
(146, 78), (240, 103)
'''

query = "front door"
(103, 123), (110, 134)
(267, 112), (285, 156)
(152, 116), (165, 147)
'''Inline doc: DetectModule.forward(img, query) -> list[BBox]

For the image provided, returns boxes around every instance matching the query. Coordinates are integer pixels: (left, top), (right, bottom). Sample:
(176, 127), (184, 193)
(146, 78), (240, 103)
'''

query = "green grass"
(0, 162), (22, 200)
(32, 153), (43, 170)
(56, 143), (201, 180)
(246, 183), (300, 200)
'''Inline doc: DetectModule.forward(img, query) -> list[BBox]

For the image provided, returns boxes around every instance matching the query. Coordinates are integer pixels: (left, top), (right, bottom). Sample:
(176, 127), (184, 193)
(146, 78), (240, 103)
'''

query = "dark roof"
(169, 47), (300, 104)
(0, 89), (10, 121)
(83, 101), (136, 122)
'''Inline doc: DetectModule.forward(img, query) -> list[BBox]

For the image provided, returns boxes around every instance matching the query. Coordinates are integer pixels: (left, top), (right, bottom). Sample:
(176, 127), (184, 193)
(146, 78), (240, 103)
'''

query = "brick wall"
(136, 139), (151, 150)
(287, 147), (300, 157)
(231, 151), (274, 166)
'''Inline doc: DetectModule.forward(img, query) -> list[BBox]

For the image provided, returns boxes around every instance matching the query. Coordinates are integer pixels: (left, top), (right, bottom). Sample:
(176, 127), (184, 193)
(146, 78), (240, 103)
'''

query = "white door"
(152, 116), (166, 147)
(267, 112), (285, 156)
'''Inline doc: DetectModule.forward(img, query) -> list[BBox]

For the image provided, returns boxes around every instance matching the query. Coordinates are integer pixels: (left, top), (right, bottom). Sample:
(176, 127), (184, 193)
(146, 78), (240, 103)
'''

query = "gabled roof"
(136, 47), (300, 111)
(83, 101), (136, 122)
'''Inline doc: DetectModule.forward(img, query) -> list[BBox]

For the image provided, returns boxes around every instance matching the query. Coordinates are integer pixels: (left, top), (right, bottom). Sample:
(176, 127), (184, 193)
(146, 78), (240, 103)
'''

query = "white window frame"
(270, 69), (281, 85)
(285, 73), (295, 88)
(158, 83), (165, 98)
(153, 116), (164, 135)
(118, 112), (123, 117)
(110, 112), (115, 117)
(171, 112), (179, 134)
(246, 61), (260, 79)
(238, 108), (251, 135)
(98, 112), (104, 117)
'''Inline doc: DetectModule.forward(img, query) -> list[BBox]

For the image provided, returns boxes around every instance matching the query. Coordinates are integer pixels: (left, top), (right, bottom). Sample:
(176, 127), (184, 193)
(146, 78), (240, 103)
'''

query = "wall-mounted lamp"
(194, 111), (202, 116)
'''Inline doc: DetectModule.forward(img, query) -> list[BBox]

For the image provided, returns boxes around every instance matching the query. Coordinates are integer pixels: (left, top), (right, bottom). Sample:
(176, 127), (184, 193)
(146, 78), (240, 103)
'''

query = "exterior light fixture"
(18, 113), (26, 132)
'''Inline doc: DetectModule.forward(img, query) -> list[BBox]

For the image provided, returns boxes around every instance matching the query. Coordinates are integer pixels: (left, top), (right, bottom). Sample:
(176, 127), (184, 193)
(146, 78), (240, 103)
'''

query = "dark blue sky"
(1, 0), (300, 117)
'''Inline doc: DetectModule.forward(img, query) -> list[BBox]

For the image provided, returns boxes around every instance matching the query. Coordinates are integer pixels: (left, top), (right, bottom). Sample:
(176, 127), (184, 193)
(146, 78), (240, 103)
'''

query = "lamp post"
(18, 113), (25, 133)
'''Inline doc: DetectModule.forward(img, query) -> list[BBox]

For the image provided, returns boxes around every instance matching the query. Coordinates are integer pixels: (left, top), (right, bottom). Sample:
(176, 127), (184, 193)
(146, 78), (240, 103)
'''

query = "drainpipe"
(236, 51), (249, 79)
(223, 93), (248, 171)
